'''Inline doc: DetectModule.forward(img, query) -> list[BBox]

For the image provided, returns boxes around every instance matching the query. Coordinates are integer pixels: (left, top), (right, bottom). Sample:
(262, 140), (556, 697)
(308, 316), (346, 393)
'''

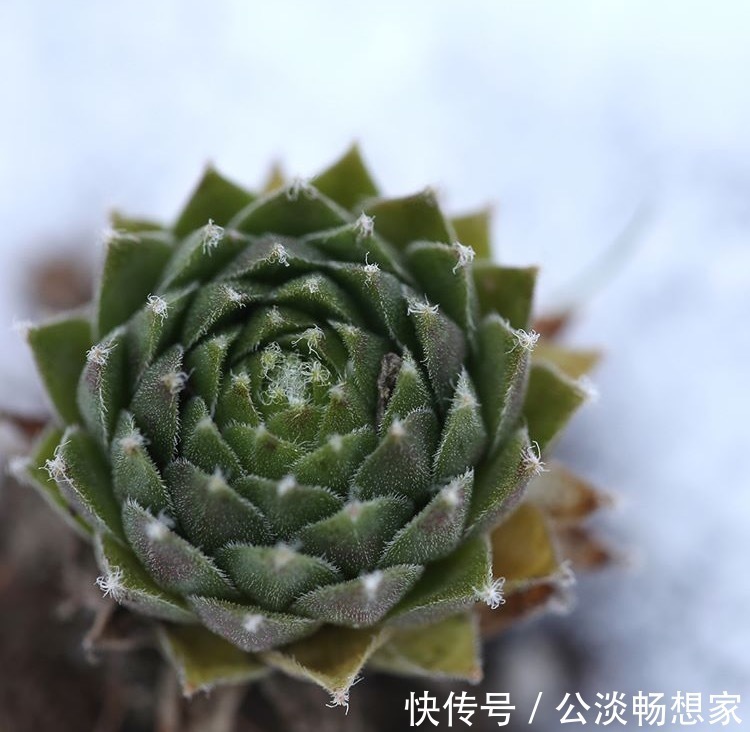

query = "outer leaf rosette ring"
(20, 147), (595, 699)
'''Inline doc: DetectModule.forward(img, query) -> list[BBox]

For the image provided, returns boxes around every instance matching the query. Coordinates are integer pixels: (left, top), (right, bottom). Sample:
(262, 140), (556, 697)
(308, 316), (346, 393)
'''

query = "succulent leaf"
(451, 208), (493, 261)
(523, 362), (589, 450)
(160, 624), (268, 696)
(262, 626), (387, 700)
(23, 148), (597, 698)
(96, 230), (174, 337)
(174, 166), (256, 239)
(473, 262), (537, 330)
(27, 314), (92, 424)
(371, 612), (482, 682)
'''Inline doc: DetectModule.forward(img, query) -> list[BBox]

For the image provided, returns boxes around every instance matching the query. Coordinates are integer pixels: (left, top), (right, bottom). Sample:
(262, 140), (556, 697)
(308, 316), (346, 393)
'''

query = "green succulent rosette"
(19, 147), (595, 702)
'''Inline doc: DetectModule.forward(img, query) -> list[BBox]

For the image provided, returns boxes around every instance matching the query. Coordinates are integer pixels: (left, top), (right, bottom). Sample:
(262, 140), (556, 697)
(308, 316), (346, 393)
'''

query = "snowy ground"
(1, 1), (748, 726)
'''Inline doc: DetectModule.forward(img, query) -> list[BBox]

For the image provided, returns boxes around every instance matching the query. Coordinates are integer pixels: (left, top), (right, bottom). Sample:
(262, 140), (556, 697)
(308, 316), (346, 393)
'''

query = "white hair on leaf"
(118, 431), (147, 456)
(95, 567), (124, 601)
(12, 318), (33, 338)
(522, 440), (548, 475)
(202, 219), (225, 253)
(508, 328), (540, 353)
(451, 241), (475, 273)
(267, 241), (291, 267)
(576, 375), (599, 403)
(161, 370), (189, 395)
(474, 573), (506, 610)
(286, 177), (316, 201)
(406, 298), (439, 316)
(222, 284), (246, 306)
(277, 475), (297, 496)
(326, 676), (363, 715)
(242, 613), (265, 634)
(86, 340), (116, 366)
(361, 570), (384, 602)
(146, 294), (169, 321)
(355, 212), (375, 239)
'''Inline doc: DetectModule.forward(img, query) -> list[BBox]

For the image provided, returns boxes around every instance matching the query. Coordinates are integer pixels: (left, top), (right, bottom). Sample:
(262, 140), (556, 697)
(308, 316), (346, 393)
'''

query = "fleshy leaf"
(159, 225), (248, 291)
(407, 298), (466, 408)
(76, 329), (127, 446)
(160, 624), (268, 696)
(405, 241), (478, 332)
(224, 424), (304, 480)
(181, 281), (267, 349)
(179, 398), (243, 479)
(174, 166), (255, 239)
(217, 544), (340, 612)
(292, 428), (377, 495)
(273, 273), (364, 325)
(27, 314), (92, 425)
(262, 626), (386, 699)
(465, 426), (535, 535)
(364, 190), (454, 249)
(14, 425), (91, 537)
(533, 343), (601, 380)
(475, 314), (531, 449)
(189, 596), (320, 652)
(300, 497), (411, 576)
(96, 230), (173, 337)
(166, 459), (268, 551)
(523, 362), (589, 450)
(387, 534), (491, 627)
(122, 501), (237, 599)
(184, 329), (237, 409)
(352, 409), (438, 502)
(130, 345), (185, 466)
(95, 534), (195, 623)
(234, 474), (342, 541)
(451, 208), (492, 261)
(332, 323), (391, 412)
(111, 411), (170, 513)
(293, 565), (423, 628)
(220, 236), (324, 281)
(371, 612), (482, 682)
(214, 371), (262, 429)
(311, 144), (379, 211)
(433, 370), (487, 483)
(379, 350), (432, 432)
(490, 502), (559, 589)
(109, 211), (164, 234)
(305, 225), (403, 279)
(230, 184), (350, 237)
(55, 426), (123, 537)
(379, 471), (472, 566)
(126, 284), (196, 380)
(261, 161), (285, 193)
(326, 265), (416, 350)
(473, 263), (537, 330)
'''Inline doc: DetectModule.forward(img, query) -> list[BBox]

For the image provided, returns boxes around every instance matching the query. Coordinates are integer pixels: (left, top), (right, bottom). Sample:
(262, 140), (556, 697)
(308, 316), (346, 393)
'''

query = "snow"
(1, 0), (748, 716)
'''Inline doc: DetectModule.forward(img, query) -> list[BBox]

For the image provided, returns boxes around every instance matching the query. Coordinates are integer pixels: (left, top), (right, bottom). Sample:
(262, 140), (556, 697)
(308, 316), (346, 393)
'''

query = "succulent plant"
(17, 146), (600, 707)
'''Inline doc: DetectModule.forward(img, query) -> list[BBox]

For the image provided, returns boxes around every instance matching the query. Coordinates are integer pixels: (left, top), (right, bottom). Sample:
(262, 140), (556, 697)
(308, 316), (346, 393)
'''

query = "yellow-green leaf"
(262, 626), (387, 698)
(490, 502), (559, 590)
(370, 613), (482, 682)
(534, 343), (601, 379)
(160, 624), (268, 696)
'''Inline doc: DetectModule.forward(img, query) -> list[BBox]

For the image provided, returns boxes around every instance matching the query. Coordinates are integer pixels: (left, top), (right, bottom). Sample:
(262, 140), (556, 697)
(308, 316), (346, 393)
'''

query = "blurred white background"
(1, 0), (748, 726)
